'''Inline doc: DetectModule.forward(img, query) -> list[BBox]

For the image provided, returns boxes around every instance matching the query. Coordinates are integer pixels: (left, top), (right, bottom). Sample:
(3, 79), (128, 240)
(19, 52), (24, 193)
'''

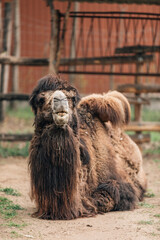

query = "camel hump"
(78, 91), (131, 127)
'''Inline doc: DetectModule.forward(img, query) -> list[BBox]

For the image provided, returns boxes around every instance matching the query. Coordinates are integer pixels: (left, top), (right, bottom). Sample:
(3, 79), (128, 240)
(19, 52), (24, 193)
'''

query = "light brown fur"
(78, 92), (147, 200)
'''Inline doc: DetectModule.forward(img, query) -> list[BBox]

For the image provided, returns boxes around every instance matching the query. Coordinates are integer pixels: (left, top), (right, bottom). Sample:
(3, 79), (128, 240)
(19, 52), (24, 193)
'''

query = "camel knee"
(92, 180), (137, 212)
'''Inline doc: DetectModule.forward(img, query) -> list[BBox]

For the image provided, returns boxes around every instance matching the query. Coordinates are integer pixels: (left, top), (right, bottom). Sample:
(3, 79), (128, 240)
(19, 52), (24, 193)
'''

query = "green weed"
(144, 192), (155, 198)
(142, 107), (160, 122)
(7, 221), (27, 228)
(10, 230), (21, 238)
(0, 188), (21, 196)
(150, 132), (160, 142)
(144, 146), (160, 155)
(0, 196), (23, 219)
(138, 220), (153, 225)
(6, 106), (34, 121)
(153, 159), (160, 163)
(139, 202), (155, 208)
(150, 232), (159, 237)
(154, 214), (160, 218)
(130, 106), (160, 122)
(0, 142), (29, 158)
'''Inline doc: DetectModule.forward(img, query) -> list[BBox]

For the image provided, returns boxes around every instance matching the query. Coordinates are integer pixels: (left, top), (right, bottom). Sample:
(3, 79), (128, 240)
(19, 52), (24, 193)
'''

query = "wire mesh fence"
(60, 11), (160, 77)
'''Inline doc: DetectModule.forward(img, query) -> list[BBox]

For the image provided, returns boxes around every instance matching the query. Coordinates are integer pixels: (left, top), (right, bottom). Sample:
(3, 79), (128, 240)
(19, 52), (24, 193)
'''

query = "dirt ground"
(0, 145), (160, 240)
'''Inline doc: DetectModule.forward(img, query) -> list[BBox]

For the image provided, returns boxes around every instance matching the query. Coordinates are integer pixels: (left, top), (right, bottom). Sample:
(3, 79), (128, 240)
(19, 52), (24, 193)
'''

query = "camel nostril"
(54, 101), (68, 113)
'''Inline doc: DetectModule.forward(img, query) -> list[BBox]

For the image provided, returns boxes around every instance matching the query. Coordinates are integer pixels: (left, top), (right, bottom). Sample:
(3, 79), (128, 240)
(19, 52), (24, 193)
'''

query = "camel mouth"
(56, 111), (68, 117)
(53, 111), (69, 126)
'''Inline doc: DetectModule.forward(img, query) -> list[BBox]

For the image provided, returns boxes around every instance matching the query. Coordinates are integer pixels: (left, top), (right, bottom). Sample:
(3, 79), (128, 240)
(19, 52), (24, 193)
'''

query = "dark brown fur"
(29, 74), (147, 220)
(29, 125), (82, 219)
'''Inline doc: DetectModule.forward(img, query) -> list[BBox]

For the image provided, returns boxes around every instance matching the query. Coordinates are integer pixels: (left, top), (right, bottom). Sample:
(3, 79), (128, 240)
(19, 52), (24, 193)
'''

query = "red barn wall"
(1, 0), (160, 95)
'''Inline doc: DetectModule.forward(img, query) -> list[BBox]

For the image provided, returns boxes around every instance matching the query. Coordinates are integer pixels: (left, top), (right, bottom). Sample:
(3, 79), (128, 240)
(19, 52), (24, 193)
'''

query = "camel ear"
(78, 91), (131, 127)
(29, 93), (37, 115)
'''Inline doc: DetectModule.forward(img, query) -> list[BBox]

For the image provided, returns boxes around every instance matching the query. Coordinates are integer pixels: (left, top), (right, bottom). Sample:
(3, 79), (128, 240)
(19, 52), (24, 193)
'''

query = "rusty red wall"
(1, 0), (160, 94)
(18, 0), (77, 93)
(19, 0), (50, 93)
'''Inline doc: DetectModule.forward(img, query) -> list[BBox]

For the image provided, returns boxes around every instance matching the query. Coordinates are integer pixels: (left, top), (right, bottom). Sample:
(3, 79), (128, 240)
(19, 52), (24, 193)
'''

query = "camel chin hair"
(29, 74), (147, 220)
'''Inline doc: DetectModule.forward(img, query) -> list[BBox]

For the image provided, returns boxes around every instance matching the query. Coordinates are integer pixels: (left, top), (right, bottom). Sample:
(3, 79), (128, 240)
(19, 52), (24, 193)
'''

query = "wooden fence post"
(134, 54), (144, 148)
(55, 0), (72, 72)
(48, 0), (57, 73)
(0, 2), (12, 122)
(11, 0), (20, 109)
(69, 1), (79, 85)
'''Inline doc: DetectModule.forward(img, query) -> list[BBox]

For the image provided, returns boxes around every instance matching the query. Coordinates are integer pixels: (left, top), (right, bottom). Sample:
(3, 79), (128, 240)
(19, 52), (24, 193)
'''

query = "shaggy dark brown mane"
(29, 124), (81, 219)
(29, 74), (147, 220)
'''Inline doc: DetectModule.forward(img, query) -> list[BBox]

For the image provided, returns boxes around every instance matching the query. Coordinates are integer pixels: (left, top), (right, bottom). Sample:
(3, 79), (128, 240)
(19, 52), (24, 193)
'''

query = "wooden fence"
(0, 11), (160, 143)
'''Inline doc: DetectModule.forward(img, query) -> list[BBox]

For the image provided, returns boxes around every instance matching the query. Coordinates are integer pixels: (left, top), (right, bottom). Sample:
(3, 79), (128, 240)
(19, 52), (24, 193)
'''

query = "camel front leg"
(92, 179), (137, 213)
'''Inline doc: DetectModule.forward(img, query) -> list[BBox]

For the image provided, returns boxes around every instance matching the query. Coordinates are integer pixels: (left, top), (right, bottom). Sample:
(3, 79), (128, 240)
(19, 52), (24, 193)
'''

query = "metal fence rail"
(60, 11), (160, 77)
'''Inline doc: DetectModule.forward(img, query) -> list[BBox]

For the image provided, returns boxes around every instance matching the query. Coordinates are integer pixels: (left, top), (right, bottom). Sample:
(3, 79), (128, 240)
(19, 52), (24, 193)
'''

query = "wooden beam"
(0, 56), (49, 66)
(0, 133), (32, 141)
(0, 93), (29, 101)
(128, 97), (150, 105)
(58, 0), (160, 4)
(61, 55), (153, 66)
(125, 122), (160, 132)
(118, 84), (160, 93)
(115, 45), (160, 54)
(128, 133), (150, 144)
(0, 54), (154, 66)
(0, 131), (153, 142)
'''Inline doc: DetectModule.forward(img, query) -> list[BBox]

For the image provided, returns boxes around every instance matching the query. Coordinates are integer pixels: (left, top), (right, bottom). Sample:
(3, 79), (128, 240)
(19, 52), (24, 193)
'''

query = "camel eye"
(38, 97), (45, 106)
(71, 96), (77, 107)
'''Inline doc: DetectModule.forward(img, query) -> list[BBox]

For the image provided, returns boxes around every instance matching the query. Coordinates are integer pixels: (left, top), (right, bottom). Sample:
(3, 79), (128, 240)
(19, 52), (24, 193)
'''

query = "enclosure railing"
(60, 11), (160, 77)
(0, 11), (160, 142)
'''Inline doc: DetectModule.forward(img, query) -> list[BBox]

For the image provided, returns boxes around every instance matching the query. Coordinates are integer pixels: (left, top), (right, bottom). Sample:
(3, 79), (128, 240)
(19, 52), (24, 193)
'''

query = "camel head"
(29, 75), (80, 129)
